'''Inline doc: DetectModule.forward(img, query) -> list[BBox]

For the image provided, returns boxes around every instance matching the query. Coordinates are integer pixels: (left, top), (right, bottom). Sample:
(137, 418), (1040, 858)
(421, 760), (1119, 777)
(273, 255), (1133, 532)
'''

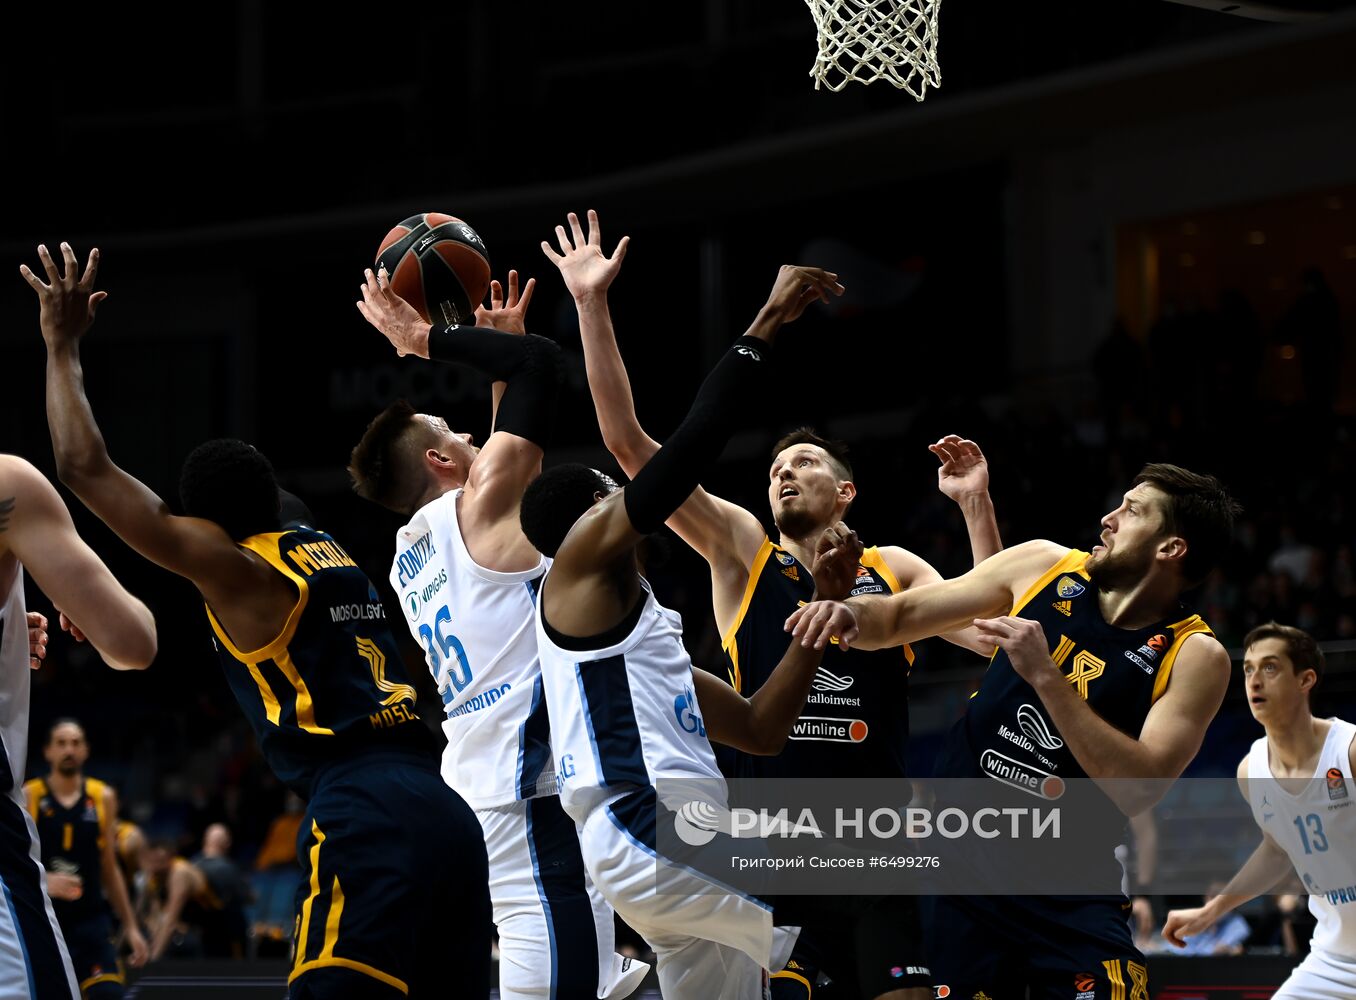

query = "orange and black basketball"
(1074, 973), (1097, 992)
(376, 213), (491, 325)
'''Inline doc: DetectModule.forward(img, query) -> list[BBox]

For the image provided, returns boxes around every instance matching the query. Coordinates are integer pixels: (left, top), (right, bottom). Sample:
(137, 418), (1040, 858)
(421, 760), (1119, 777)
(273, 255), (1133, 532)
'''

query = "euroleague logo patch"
(1328, 767), (1349, 801)
(1074, 971), (1097, 999)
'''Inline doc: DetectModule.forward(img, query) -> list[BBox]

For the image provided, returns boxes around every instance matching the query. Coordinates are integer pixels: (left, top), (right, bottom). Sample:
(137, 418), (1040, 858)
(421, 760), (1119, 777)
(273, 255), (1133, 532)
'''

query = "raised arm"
(697, 523), (862, 754)
(543, 211), (766, 580)
(23, 244), (260, 594)
(930, 435), (1002, 566)
(0, 455), (156, 670)
(356, 265), (560, 564)
(547, 265), (843, 636)
(788, 538), (1065, 651)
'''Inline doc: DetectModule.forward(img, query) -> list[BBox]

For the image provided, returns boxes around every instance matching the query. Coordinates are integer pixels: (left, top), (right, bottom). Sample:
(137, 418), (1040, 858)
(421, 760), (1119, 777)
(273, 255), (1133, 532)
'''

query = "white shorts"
(0, 801), (78, 999)
(1274, 947), (1356, 1000)
(579, 786), (799, 1000)
(477, 796), (647, 1000)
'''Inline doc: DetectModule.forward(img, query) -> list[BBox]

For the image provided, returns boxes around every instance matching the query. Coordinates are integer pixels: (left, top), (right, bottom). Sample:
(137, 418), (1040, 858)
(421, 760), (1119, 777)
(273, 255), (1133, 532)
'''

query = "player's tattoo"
(0, 497), (14, 533)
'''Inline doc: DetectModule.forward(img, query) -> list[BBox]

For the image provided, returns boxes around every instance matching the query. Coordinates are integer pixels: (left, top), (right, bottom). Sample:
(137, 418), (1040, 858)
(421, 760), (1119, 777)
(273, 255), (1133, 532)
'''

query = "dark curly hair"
(520, 464), (618, 557)
(179, 439), (281, 541)
(1133, 463), (1241, 586)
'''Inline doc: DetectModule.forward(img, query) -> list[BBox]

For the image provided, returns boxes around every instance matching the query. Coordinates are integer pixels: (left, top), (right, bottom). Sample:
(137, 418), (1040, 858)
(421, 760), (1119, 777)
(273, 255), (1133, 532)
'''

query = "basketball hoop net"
(803, 0), (942, 98)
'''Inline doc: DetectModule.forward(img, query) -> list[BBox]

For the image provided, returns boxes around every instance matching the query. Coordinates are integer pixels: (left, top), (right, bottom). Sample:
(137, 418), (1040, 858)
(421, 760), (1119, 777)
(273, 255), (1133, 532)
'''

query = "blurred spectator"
(191, 824), (252, 959)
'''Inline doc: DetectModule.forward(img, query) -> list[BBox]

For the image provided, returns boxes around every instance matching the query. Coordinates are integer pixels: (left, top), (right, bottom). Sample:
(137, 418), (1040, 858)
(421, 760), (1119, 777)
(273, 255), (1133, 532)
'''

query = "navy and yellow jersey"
(936, 548), (1214, 786)
(204, 527), (437, 798)
(723, 537), (915, 780)
(24, 776), (111, 921)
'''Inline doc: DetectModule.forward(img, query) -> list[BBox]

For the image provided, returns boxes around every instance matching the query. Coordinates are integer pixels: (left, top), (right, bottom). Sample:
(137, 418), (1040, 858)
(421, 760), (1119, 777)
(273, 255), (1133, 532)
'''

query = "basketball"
(375, 213), (491, 326)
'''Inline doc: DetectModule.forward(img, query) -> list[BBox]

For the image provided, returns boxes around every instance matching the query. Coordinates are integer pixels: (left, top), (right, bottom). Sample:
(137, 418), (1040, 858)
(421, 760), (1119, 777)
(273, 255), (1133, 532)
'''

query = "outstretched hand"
(541, 209), (629, 302)
(747, 265), (845, 341)
(930, 435), (990, 501)
(20, 243), (107, 350)
(474, 269), (535, 335)
(357, 267), (433, 359)
(810, 522), (863, 602)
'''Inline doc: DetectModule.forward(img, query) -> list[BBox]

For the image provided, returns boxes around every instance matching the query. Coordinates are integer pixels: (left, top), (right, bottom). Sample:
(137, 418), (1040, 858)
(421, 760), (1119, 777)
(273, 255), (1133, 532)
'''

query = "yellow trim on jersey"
(294, 821), (326, 968)
(1011, 549), (1088, 617)
(245, 661), (283, 724)
(771, 968), (813, 996)
(859, 547), (915, 669)
(357, 637), (418, 707)
(722, 537), (775, 652)
(290, 957), (409, 995)
(80, 972), (125, 990)
(860, 546), (901, 593)
(728, 637), (743, 695)
(274, 650), (335, 735)
(319, 876), (345, 960)
(1151, 615), (1214, 704)
(87, 777), (109, 850)
(204, 532), (310, 665)
(23, 778), (44, 822)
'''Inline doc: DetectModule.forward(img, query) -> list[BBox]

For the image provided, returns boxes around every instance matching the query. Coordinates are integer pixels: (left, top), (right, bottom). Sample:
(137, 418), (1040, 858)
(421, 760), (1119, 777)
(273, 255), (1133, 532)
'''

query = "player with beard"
(25, 720), (148, 997)
(789, 464), (1239, 1000)
(542, 210), (1001, 1000)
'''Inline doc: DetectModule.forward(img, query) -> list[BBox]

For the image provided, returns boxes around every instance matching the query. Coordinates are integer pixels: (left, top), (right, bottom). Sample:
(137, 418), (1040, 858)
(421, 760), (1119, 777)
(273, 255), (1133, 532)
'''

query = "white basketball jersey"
(535, 577), (725, 823)
(0, 562), (32, 802)
(392, 490), (555, 810)
(1247, 719), (1356, 960)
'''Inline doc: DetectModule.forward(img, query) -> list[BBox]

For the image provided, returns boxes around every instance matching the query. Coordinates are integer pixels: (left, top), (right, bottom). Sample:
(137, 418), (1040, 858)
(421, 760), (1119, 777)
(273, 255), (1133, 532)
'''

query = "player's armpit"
(459, 431), (546, 570)
(57, 456), (259, 596)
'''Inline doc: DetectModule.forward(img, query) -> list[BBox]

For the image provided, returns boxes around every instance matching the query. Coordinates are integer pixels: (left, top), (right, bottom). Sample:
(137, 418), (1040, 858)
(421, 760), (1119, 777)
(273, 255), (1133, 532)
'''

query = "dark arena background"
(2, 1), (1355, 997)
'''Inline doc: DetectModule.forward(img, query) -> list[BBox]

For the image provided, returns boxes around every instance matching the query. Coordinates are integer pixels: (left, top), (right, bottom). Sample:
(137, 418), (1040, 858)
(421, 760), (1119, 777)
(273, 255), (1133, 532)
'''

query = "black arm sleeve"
(426, 325), (564, 448)
(622, 336), (771, 535)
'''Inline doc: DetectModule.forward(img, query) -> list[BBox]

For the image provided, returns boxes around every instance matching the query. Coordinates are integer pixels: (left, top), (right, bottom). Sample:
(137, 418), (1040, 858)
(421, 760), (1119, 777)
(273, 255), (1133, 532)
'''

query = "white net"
(803, 0), (942, 98)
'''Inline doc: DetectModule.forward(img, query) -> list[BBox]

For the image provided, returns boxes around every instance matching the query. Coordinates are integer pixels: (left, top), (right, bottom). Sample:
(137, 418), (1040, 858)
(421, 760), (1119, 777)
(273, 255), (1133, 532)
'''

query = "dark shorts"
(773, 894), (931, 996)
(926, 895), (1146, 1000)
(287, 750), (492, 1000)
(60, 912), (122, 997)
